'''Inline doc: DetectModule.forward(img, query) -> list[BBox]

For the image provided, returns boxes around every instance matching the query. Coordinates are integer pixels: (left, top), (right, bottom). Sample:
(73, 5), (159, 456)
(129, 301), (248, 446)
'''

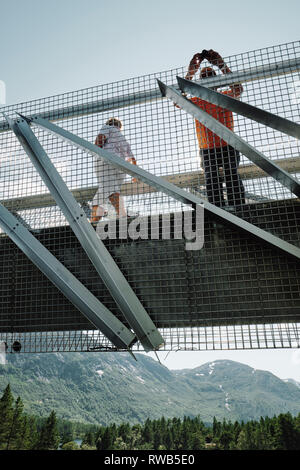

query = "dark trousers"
(201, 146), (245, 207)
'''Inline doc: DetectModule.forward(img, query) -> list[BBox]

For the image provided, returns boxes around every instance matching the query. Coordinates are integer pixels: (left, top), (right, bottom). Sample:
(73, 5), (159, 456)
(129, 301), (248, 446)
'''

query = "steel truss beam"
(8, 116), (164, 352)
(0, 202), (135, 350)
(177, 76), (300, 140)
(157, 80), (300, 199)
(22, 114), (300, 263)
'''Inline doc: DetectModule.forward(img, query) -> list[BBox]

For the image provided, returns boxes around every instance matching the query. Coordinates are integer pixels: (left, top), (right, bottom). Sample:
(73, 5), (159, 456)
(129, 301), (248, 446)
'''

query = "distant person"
(91, 118), (137, 222)
(185, 49), (245, 208)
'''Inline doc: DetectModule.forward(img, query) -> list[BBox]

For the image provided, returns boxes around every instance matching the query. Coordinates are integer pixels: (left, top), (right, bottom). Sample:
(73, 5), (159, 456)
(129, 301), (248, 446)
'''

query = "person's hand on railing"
(127, 157), (138, 183)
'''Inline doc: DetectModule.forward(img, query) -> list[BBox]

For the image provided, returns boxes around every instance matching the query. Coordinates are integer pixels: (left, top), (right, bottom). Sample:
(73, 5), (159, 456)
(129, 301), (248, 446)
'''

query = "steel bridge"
(0, 41), (299, 353)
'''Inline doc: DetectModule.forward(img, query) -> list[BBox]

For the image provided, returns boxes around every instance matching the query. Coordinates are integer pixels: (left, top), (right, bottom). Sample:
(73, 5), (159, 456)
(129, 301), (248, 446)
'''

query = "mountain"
(174, 360), (300, 422)
(284, 378), (300, 389)
(0, 353), (300, 426)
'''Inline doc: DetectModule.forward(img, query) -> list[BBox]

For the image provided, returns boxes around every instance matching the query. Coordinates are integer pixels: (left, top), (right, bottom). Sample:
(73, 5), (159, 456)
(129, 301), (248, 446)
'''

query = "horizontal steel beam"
(177, 76), (300, 140)
(8, 115), (164, 352)
(157, 80), (300, 199)
(0, 203), (136, 349)
(25, 113), (300, 263)
(0, 57), (299, 133)
(1, 157), (299, 212)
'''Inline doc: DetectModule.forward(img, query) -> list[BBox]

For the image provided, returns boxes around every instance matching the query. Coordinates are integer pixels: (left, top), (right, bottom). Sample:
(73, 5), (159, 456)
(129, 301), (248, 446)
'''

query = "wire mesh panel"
(0, 41), (299, 352)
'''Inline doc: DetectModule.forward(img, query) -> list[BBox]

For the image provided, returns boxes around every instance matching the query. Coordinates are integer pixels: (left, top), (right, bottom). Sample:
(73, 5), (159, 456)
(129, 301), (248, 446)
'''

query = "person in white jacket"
(91, 117), (136, 222)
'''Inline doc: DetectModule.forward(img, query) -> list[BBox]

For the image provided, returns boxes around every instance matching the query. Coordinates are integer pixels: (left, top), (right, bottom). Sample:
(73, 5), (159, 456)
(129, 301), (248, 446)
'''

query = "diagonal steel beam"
(8, 115), (164, 352)
(177, 76), (300, 140)
(157, 80), (300, 199)
(22, 113), (300, 263)
(159, 80), (300, 199)
(0, 202), (136, 350)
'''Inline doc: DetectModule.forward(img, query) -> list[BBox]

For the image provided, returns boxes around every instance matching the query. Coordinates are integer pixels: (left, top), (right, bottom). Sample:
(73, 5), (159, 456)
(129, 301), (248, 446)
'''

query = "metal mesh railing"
(0, 40), (299, 352)
(2, 323), (300, 354)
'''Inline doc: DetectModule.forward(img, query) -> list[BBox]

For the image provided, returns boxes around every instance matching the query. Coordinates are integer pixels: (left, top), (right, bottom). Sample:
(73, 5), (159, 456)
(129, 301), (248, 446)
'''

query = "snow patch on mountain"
(219, 384), (231, 411)
(136, 376), (145, 384)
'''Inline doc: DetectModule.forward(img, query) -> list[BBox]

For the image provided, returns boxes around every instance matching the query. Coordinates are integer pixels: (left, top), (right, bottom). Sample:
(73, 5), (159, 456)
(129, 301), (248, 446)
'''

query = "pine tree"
(293, 413), (300, 449)
(93, 425), (103, 450)
(171, 417), (181, 448)
(100, 427), (115, 450)
(236, 429), (248, 450)
(6, 396), (24, 450)
(180, 419), (190, 450)
(16, 415), (32, 450)
(274, 413), (299, 450)
(0, 384), (14, 449)
(81, 431), (95, 447)
(188, 431), (205, 450)
(253, 425), (273, 450)
(118, 422), (131, 445)
(165, 429), (174, 450)
(218, 429), (234, 450)
(212, 417), (221, 438)
(36, 411), (60, 450)
(153, 428), (161, 450)
(142, 418), (154, 446)
(27, 416), (39, 450)
(232, 421), (241, 446)
(60, 421), (74, 445)
(128, 424), (142, 450)
(236, 422), (256, 450)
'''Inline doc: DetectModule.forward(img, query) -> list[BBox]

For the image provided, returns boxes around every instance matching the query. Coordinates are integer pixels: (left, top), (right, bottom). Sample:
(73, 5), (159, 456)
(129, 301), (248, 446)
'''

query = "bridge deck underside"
(0, 199), (299, 334)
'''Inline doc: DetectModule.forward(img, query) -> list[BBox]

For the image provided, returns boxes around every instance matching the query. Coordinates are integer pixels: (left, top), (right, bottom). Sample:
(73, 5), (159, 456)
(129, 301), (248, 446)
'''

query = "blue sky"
(1, 0), (300, 104)
(1, 0), (300, 381)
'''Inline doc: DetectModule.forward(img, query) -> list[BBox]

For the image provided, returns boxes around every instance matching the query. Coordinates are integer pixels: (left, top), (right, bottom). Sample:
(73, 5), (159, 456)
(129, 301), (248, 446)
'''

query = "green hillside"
(0, 352), (300, 425)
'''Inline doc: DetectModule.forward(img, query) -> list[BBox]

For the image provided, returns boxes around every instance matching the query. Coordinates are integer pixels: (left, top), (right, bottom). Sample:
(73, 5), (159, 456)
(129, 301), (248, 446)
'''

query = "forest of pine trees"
(0, 384), (95, 450)
(1, 384), (300, 450)
(83, 414), (300, 451)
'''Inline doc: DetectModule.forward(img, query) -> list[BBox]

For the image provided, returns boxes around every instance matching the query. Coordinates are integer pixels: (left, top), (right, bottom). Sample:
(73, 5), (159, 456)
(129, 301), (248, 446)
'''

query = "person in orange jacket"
(185, 49), (245, 207)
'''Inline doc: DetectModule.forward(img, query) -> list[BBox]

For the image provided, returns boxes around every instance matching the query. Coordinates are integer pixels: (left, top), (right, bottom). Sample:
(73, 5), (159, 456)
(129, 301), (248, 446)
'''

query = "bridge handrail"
(0, 57), (299, 133)
(1, 156), (299, 211)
